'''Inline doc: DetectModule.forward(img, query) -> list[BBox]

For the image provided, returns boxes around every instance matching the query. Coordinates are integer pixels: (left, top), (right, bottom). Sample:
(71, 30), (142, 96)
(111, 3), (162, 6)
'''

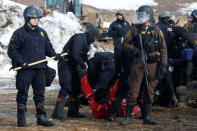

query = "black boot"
(36, 103), (55, 126)
(106, 98), (122, 121)
(51, 94), (67, 121)
(17, 103), (27, 127)
(138, 103), (145, 119)
(143, 103), (157, 125)
(120, 105), (134, 125)
(67, 98), (85, 118)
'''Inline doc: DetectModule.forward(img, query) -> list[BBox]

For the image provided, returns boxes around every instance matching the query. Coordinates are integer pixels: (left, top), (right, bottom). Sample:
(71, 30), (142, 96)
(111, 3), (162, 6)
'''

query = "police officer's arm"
(44, 31), (57, 57)
(156, 27), (168, 65)
(71, 37), (87, 69)
(183, 23), (190, 32)
(7, 31), (25, 65)
(108, 23), (117, 38)
(186, 33), (196, 49)
(122, 28), (135, 52)
(126, 21), (131, 29)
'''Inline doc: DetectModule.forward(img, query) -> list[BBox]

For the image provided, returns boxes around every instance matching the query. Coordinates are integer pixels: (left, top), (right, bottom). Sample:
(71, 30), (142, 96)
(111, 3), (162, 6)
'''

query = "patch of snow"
(0, 0), (107, 79)
(82, 0), (158, 10)
(178, 2), (197, 15)
(103, 22), (111, 29)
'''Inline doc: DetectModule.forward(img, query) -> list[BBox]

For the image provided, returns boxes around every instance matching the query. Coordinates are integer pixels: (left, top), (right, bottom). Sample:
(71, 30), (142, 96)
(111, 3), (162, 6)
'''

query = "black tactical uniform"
(155, 11), (176, 106)
(87, 52), (116, 89)
(106, 11), (131, 122)
(52, 23), (100, 121)
(108, 11), (130, 72)
(7, 6), (58, 127)
(171, 26), (195, 87)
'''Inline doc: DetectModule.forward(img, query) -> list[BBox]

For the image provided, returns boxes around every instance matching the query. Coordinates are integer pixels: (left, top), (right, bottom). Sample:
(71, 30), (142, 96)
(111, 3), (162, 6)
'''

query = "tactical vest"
(136, 27), (158, 54)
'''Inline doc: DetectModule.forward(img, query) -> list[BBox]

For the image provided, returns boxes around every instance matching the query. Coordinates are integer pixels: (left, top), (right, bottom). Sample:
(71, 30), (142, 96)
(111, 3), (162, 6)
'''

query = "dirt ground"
(0, 79), (197, 131)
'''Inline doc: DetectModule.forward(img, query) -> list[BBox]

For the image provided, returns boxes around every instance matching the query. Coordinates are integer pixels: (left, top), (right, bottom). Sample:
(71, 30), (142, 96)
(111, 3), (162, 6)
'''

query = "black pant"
(58, 62), (81, 98)
(93, 69), (116, 89)
(114, 38), (122, 73)
(16, 69), (46, 105)
(156, 69), (174, 106)
(173, 59), (192, 87)
(115, 67), (129, 99)
(114, 38), (130, 99)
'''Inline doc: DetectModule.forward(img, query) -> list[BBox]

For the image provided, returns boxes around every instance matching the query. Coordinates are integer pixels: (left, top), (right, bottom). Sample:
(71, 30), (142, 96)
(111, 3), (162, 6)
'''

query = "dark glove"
(54, 54), (61, 61)
(168, 58), (174, 65)
(116, 27), (126, 37)
(133, 47), (141, 56)
(79, 68), (88, 77)
(94, 87), (110, 103)
(21, 63), (28, 69)
(156, 64), (167, 81)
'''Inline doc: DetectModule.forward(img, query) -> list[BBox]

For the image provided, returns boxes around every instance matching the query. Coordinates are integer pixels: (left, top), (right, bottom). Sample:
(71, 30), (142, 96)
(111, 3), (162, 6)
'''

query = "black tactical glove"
(79, 68), (88, 77)
(133, 47), (141, 56)
(156, 64), (167, 81)
(54, 54), (61, 61)
(21, 63), (28, 69)
(94, 87), (110, 103)
(116, 27), (126, 37)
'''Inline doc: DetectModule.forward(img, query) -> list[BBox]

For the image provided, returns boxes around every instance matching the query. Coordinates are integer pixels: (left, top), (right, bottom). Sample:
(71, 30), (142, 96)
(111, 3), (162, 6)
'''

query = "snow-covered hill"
(82, 0), (158, 10)
(178, 2), (197, 15)
(0, 0), (106, 78)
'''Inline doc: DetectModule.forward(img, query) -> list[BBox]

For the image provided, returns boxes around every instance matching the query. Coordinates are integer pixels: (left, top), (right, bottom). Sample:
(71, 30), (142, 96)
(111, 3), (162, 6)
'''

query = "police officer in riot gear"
(155, 11), (176, 107)
(87, 52), (117, 103)
(184, 9), (197, 33)
(7, 6), (60, 127)
(87, 52), (116, 89)
(184, 10), (197, 82)
(106, 10), (131, 122)
(52, 23), (100, 121)
(171, 26), (195, 86)
(156, 11), (175, 54)
(120, 5), (167, 125)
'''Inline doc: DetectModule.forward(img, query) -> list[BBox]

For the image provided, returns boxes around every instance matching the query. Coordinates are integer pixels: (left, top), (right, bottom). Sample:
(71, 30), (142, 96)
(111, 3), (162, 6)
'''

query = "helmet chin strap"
(27, 21), (37, 29)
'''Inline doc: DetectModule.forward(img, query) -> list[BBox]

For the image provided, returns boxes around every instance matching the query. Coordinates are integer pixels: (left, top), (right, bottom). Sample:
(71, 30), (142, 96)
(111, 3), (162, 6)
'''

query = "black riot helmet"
(133, 5), (155, 24)
(84, 23), (100, 44)
(23, 5), (43, 23)
(158, 11), (171, 24)
(191, 9), (197, 21)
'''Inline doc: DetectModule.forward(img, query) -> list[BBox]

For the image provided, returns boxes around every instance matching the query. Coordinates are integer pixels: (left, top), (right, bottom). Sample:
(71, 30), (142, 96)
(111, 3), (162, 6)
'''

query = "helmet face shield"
(133, 12), (150, 24)
(192, 10), (197, 17)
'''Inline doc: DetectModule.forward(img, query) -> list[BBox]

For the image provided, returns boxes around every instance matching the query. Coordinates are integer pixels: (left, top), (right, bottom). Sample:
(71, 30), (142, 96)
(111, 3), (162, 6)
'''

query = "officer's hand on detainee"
(79, 68), (88, 77)
(156, 64), (167, 81)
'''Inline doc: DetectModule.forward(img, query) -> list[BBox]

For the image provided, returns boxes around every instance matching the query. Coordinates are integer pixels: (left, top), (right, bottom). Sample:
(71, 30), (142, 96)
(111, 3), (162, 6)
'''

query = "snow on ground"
(82, 0), (158, 10)
(0, 0), (106, 79)
(178, 2), (197, 15)
(103, 22), (111, 29)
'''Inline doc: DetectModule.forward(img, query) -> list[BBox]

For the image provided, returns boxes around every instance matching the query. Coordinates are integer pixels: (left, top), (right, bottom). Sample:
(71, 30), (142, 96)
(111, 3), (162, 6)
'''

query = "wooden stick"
(14, 52), (68, 71)
(172, 94), (179, 107)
